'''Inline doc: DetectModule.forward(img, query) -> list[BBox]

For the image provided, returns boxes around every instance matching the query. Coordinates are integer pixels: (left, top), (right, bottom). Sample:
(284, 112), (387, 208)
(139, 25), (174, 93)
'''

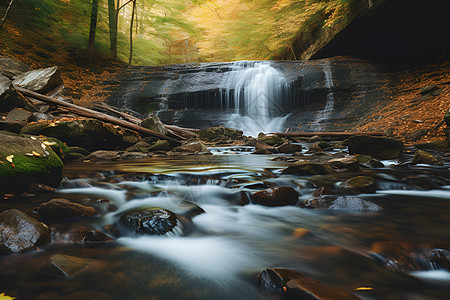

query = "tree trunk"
(272, 132), (384, 138)
(128, 0), (136, 65)
(87, 0), (99, 64)
(107, 0), (117, 57)
(0, 0), (14, 30)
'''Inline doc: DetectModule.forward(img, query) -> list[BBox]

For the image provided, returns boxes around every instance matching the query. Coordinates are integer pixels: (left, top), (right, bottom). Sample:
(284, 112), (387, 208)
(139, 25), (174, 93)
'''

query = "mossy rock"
(149, 140), (171, 151)
(198, 127), (243, 141)
(68, 146), (90, 156)
(340, 176), (376, 194)
(0, 133), (63, 192)
(411, 150), (439, 165)
(139, 115), (168, 135)
(22, 134), (70, 160)
(258, 134), (284, 146)
(21, 119), (137, 151)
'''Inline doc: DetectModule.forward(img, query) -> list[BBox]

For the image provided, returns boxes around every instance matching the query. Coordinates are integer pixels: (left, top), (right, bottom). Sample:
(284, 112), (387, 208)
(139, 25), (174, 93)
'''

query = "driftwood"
(14, 86), (183, 146)
(94, 102), (142, 124)
(271, 131), (385, 138)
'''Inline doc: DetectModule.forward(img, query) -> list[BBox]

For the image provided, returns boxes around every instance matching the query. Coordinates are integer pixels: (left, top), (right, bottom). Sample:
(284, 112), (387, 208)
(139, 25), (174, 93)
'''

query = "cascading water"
(220, 61), (290, 136)
(310, 62), (335, 131)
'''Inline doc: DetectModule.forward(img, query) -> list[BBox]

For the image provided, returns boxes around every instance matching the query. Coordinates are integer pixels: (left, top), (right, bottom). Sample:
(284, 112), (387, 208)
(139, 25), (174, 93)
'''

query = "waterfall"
(310, 62), (335, 131)
(220, 61), (290, 137)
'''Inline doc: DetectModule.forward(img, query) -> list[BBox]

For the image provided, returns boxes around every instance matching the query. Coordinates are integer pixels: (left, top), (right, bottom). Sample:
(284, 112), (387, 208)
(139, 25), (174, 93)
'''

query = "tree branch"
(0, 0), (15, 30)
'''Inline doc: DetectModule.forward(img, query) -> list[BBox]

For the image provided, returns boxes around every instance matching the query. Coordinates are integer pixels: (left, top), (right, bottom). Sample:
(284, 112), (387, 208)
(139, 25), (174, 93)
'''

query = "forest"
(0, 0), (357, 65)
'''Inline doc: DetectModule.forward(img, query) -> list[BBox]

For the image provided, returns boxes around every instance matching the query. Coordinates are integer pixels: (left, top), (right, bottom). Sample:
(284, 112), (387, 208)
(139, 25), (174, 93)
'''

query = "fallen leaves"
(5, 155), (14, 163)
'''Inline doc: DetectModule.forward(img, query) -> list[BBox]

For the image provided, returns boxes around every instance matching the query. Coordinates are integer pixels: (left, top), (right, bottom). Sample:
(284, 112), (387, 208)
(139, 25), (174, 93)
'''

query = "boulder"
(0, 74), (23, 112)
(370, 241), (418, 272)
(281, 160), (334, 176)
(252, 187), (298, 207)
(277, 142), (302, 154)
(21, 118), (138, 151)
(0, 133), (64, 192)
(6, 108), (33, 122)
(149, 139), (171, 151)
(174, 141), (209, 153)
(340, 176), (376, 194)
(327, 155), (359, 172)
(0, 56), (31, 79)
(306, 143), (324, 154)
(0, 209), (51, 253)
(36, 198), (98, 220)
(198, 127), (243, 141)
(411, 150), (439, 165)
(40, 254), (104, 279)
(253, 141), (277, 154)
(139, 114), (168, 135)
(0, 119), (24, 133)
(83, 150), (121, 162)
(257, 134), (284, 146)
(61, 227), (113, 245)
(12, 66), (63, 94)
(347, 135), (403, 159)
(126, 140), (153, 153)
(258, 268), (360, 299)
(300, 195), (381, 211)
(118, 209), (180, 236)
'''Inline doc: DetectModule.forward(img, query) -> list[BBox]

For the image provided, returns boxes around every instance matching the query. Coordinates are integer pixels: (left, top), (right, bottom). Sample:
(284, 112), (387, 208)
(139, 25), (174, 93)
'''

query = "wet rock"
(312, 186), (334, 197)
(21, 118), (137, 151)
(277, 142), (302, 154)
(118, 209), (180, 236)
(62, 227), (113, 245)
(347, 135), (404, 159)
(300, 195), (381, 211)
(252, 187), (298, 207)
(257, 134), (284, 146)
(0, 119), (24, 133)
(428, 248), (450, 271)
(0, 56), (31, 79)
(12, 66), (63, 94)
(149, 139), (170, 151)
(126, 140), (153, 153)
(36, 198), (98, 220)
(281, 160), (334, 176)
(84, 150), (121, 162)
(411, 150), (439, 165)
(306, 143), (324, 154)
(414, 140), (449, 150)
(340, 176), (376, 194)
(308, 135), (322, 143)
(40, 254), (104, 279)
(317, 141), (332, 150)
(27, 183), (56, 194)
(370, 241), (418, 272)
(139, 114), (168, 135)
(258, 268), (360, 299)
(0, 74), (26, 112)
(198, 127), (243, 141)
(174, 141), (209, 153)
(327, 155), (359, 172)
(6, 108), (33, 122)
(120, 152), (148, 160)
(0, 133), (63, 192)
(253, 141), (277, 154)
(0, 209), (51, 253)
(228, 191), (251, 206)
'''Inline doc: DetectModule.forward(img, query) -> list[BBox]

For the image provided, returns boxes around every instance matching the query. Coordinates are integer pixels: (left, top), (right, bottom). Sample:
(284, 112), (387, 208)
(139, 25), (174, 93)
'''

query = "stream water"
(1, 148), (450, 299)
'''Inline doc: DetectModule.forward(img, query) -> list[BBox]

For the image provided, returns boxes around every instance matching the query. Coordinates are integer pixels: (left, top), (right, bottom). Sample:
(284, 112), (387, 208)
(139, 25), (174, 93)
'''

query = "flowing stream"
(1, 149), (450, 299)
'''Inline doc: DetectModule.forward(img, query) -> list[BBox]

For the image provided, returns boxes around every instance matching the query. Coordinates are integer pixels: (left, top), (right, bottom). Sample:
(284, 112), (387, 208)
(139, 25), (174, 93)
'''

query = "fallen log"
(14, 86), (183, 146)
(271, 131), (385, 138)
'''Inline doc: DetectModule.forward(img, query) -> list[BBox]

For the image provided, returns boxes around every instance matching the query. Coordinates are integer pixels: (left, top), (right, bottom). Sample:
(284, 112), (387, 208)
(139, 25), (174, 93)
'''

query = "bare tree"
(0, 0), (14, 30)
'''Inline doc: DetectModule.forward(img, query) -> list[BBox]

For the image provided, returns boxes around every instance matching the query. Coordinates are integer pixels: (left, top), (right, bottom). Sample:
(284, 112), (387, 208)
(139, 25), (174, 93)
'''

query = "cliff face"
(285, 0), (450, 62)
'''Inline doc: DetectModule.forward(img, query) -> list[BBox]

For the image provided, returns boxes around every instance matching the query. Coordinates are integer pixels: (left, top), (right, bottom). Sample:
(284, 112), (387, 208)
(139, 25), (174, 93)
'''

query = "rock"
(198, 126), (243, 141)
(253, 141), (277, 154)
(277, 142), (302, 154)
(444, 108), (450, 126)
(327, 155), (359, 172)
(257, 134), (284, 146)
(149, 139), (170, 151)
(428, 249), (450, 271)
(300, 195), (381, 211)
(308, 135), (322, 143)
(36, 198), (98, 220)
(27, 183), (56, 194)
(317, 141), (332, 150)
(252, 187), (298, 207)
(258, 268), (360, 299)
(370, 241), (418, 272)
(0, 209), (51, 253)
(118, 209), (180, 236)
(120, 152), (148, 160)
(84, 150), (122, 162)
(444, 127), (450, 138)
(0, 74), (24, 112)
(414, 140), (449, 150)
(407, 128), (428, 141)
(139, 114), (168, 135)
(126, 140), (153, 153)
(0, 56), (31, 79)
(281, 160), (334, 176)
(420, 85), (438, 95)
(312, 186), (334, 197)
(365, 159), (385, 168)
(21, 118), (138, 151)
(12, 66), (63, 94)
(0, 133), (64, 192)
(411, 150), (439, 165)
(40, 254), (104, 279)
(62, 227), (113, 245)
(0, 119), (24, 133)
(340, 176), (376, 194)
(174, 141), (209, 153)
(25, 135), (70, 160)
(306, 143), (324, 153)
(6, 108), (33, 122)
(347, 135), (403, 159)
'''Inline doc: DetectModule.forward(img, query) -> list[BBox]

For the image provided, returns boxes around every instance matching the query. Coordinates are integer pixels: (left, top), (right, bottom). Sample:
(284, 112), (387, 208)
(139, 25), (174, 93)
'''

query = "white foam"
(410, 270), (450, 282)
(59, 186), (127, 205)
(377, 189), (450, 199)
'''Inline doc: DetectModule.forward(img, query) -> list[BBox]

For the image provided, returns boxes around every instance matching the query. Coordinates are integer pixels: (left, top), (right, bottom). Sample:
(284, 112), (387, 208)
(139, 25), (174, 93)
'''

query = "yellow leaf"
(25, 153), (34, 156)
(356, 287), (373, 291)
(6, 155), (13, 163)
(32, 151), (40, 157)
(0, 292), (15, 299)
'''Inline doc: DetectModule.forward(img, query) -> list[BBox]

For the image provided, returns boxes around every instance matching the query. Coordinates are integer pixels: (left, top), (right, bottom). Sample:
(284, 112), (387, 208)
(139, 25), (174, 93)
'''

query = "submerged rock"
(258, 268), (360, 299)
(340, 176), (376, 194)
(300, 195), (381, 211)
(61, 227), (113, 245)
(411, 150), (439, 165)
(36, 198), (98, 220)
(252, 187), (298, 207)
(118, 209), (180, 236)
(12, 66), (63, 94)
(0, 133), (63, 192)
(0, 209), (51, 253)
(281, 160), (334, 176)
(428, 248), (450, 271)
(347, 135), (403, 159)
(40, 254), (104, 279)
